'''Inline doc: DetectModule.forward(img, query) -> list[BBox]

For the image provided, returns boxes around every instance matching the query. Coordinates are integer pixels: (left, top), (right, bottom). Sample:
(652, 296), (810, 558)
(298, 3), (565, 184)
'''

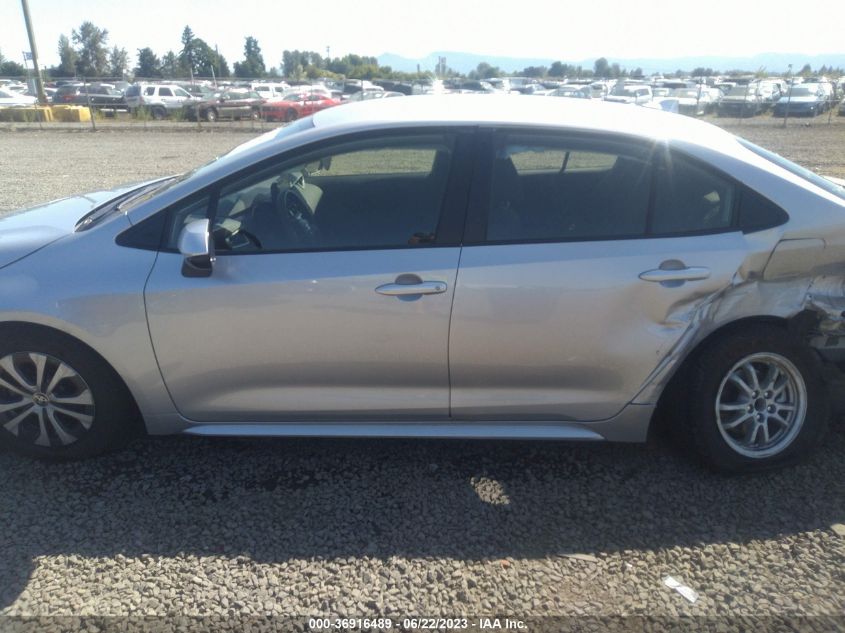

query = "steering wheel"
(213, 221), (263, 251)
(277, 187), (319, 245)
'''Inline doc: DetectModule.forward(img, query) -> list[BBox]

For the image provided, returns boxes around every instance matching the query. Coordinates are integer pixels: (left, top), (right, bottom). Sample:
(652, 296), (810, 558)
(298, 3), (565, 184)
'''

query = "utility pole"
(20, 0), (47, 105)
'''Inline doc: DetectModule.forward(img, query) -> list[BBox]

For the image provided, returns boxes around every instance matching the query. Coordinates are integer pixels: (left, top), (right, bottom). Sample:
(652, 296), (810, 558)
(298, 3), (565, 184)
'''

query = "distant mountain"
(378, 51), (845, 75)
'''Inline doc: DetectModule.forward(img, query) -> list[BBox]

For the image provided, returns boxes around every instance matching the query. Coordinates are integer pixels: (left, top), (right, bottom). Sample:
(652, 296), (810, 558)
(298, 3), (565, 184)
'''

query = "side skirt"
(178, 405), (654, 443)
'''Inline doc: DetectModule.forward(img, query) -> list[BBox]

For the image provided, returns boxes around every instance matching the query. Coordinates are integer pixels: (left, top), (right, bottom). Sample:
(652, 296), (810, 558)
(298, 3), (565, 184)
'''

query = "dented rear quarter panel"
(632, 138), (845, 406)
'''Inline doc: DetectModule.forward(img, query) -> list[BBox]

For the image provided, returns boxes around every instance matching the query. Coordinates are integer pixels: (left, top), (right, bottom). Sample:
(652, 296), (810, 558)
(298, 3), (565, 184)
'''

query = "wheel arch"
(648, 313), (816, 438)
(0, 321), (145, 434)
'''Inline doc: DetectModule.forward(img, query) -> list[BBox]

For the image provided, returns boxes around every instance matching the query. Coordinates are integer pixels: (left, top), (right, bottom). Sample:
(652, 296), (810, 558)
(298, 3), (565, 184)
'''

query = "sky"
(1, 0), (843, 71)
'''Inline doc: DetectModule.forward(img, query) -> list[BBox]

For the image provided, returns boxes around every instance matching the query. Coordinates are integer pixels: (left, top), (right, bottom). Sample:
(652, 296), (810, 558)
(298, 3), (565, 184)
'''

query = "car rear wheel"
(204, 108), (217, 123)
(0, 328), (138, 460)
(150, 106), (166, 120)
(688, 325), (829, 472)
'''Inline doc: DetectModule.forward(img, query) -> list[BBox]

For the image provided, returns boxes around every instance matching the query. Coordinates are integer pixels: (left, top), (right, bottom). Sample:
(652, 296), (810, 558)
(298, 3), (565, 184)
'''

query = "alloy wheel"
(0, 352), (95, 448)
(715, 352), (807, 458)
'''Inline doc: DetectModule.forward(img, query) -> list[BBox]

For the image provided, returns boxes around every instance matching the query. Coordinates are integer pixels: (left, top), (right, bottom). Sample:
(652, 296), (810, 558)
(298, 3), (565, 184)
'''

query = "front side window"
(207, 134), (455, 253)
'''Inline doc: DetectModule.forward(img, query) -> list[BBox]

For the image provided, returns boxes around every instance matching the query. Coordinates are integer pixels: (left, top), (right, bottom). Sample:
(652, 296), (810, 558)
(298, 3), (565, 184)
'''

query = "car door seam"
(447, 245), (464, 419)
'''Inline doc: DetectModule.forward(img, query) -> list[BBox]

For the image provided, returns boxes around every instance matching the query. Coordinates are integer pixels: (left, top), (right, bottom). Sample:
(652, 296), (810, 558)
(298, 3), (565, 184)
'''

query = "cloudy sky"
(2, 0), (842, 70)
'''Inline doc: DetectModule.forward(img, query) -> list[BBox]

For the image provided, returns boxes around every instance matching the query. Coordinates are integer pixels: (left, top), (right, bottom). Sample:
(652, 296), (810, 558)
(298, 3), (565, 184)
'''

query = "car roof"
(311, 94), (737, 151)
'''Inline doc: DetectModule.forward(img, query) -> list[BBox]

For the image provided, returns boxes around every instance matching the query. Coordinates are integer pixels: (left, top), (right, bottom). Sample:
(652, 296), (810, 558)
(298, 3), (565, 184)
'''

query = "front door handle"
(376, 281), (448, 296)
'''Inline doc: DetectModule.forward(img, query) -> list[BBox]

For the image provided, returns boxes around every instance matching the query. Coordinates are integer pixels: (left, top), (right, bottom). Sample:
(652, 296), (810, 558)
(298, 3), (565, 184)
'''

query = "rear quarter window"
(738, 189), (789, 233)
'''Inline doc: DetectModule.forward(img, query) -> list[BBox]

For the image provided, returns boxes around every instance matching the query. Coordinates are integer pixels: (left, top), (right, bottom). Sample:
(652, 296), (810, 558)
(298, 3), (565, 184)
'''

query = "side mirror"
(178, 219), (214, 278)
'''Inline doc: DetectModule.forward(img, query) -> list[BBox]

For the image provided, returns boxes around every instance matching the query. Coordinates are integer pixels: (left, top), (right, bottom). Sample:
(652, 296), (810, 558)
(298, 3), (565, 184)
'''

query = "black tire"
(687, 324), (829, 473)
(0, 326), (139, 461)
(151, 106), (166, 120)
(204, 108), (217, 123)
(284, 108), (298, 123)
(251, 107), (260, 121)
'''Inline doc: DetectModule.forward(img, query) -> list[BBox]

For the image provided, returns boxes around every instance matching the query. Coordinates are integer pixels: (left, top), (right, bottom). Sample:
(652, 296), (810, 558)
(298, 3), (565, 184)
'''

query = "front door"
(145, 130), (471, 422)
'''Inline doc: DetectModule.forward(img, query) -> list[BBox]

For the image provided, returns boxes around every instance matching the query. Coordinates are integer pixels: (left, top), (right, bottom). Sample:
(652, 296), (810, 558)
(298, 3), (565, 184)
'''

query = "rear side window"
(485, 134), (653, 242)
(651, 154), (735, 234)
(144, 87), (155, 96)
(159, 87), (173, 97)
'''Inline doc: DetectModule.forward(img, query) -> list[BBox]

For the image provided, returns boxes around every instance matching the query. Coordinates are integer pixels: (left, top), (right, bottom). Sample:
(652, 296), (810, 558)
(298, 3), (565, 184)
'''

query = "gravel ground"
(0, 122), (844, 626)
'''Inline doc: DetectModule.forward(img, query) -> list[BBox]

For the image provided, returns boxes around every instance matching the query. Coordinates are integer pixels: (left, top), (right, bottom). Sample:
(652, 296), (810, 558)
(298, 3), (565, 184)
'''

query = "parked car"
(605, 84), (653, 105)
(512, 83), (549, 95)
(261, 91), (341, 121)
(772, 84), (828, 117)
(2, 95), (845, 473)
(178, 83), (216, 100)
(279, 86), (334, 100)
(53, 84), (128, 111)
(182, 90), (265, 122)
(548, 85), (591, 99)
(0, 88), (37, 107)
(756, 80), (784, 110)
(346, 90), (404, 102)
(457, 80), (500, 94)
(717, 84), (762, 117)
(839, 99), (845, 116)
(251, 82), (290, 101)
(372, 80), (414, 95)
(125, 83), (197, 119)
(668, 88), (709, 116)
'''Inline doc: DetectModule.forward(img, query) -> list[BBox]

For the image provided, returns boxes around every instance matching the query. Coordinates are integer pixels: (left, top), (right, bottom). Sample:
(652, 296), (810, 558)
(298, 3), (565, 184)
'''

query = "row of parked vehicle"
(1, 74), (844, 121)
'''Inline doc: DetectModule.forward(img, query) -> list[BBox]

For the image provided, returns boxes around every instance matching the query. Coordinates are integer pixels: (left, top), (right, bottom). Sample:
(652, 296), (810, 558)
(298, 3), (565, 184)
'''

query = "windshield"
(670, 89), (700, 98)
(739, 138), (845, 202)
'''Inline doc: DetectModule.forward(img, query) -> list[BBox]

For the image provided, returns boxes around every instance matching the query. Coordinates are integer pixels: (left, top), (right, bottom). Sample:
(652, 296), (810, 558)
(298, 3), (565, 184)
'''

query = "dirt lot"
(713, 113), (845, 179)
(0, 118), (844, 627)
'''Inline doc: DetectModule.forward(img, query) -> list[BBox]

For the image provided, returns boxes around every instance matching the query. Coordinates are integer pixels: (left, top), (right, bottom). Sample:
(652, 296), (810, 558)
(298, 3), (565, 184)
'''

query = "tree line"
(0, 23), (843, 81)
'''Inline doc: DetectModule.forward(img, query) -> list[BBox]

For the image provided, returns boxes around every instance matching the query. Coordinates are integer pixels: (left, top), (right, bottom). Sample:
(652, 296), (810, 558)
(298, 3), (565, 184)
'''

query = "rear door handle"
(639, 266), (711, 284)
(376, 281), (448, 296)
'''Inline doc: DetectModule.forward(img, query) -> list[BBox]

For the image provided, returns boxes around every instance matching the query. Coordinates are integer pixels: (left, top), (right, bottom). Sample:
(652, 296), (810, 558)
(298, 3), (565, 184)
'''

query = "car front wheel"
(688, 325), (829, 472)
(0, 327), (138, 460)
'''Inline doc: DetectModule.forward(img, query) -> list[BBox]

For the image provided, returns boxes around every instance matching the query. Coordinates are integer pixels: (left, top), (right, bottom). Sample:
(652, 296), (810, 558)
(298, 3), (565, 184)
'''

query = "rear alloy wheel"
(688, 325), (829, 472)
(204, 108), (217, 123)
(0, 329), (137, 460)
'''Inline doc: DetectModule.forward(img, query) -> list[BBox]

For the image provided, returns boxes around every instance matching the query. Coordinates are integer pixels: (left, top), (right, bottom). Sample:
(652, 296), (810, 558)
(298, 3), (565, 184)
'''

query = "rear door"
(449, 130), (750, 421)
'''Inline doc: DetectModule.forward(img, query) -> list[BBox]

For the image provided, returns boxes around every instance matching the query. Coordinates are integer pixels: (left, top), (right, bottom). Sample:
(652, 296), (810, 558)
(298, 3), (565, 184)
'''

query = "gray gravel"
(0, 129), (844, 621)
(0, 129), (256, 214)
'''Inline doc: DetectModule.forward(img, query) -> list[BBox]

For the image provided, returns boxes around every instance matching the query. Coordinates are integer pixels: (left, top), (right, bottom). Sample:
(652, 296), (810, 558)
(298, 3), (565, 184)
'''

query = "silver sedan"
(1, 95), (844, 472)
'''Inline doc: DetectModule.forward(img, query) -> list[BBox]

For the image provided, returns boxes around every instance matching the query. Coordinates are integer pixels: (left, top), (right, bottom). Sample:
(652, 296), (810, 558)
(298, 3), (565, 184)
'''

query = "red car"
(262, 92), (341, 122)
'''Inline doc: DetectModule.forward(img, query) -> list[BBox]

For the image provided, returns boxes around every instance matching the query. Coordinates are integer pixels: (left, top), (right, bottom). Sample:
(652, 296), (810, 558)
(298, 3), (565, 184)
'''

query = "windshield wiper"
(75, 178), (175, 232)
